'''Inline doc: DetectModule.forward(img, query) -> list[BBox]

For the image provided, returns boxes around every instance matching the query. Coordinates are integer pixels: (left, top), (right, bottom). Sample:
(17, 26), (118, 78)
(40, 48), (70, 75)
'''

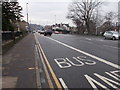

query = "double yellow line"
(34, 34), (62, 89)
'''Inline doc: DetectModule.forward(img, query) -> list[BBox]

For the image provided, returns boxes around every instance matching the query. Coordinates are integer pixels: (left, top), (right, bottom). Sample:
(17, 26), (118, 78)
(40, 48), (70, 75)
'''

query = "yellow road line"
(35, 34), (62, 89)
(38, 43), (62, 89)
(37, 45), (54, 89)
(34, 34), (54, 89)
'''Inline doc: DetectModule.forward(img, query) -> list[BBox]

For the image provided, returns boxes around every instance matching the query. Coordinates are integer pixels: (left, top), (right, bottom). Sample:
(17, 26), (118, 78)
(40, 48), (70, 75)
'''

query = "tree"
(2, 0), (23, 31)
(67, 0), (102, 34)
(104, 11), (116, 30)
(73, 18), (85, 34)
(100, 11), (117, 33)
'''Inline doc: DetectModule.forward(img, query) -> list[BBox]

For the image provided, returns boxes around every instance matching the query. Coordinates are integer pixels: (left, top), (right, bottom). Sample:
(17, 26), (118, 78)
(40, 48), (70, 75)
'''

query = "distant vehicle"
(32, 31), (36, 33)
(54, 31), (59, 34)
(37, 30), (41, 33)
(44, 30), (52, 36)
(39, 30), (45, 34)
(103, 31), (119, 40)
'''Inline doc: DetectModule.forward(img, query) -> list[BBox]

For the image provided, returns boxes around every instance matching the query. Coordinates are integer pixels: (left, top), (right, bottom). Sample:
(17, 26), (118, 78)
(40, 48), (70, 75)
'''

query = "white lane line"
(59, 78), (68, 90)
(103, 45), (120, 49)
(85, 38), (92, 40)
(98, 40), (104, 41)
(80, 40), (93, 44)
(45, 37), (120, 69)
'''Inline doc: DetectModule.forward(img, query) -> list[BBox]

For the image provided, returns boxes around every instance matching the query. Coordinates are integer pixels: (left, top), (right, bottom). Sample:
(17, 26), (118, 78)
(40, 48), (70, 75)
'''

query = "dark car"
(37, 30), (41, 33)
(44, 30), (53, 36)
(39, 30), (45, 34)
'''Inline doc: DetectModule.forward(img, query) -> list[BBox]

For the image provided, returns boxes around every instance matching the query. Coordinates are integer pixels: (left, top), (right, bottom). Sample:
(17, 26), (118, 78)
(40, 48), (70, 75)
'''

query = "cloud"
(19, 0), (118, 26)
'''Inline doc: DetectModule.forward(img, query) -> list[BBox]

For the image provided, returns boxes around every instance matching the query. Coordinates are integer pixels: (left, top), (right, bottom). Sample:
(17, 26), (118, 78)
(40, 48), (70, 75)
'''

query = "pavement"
(2, 33), (39, 89)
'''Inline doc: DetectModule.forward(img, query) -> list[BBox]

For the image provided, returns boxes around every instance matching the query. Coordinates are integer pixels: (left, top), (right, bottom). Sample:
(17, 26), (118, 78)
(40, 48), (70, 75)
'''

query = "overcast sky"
(18, 0), (119, 26)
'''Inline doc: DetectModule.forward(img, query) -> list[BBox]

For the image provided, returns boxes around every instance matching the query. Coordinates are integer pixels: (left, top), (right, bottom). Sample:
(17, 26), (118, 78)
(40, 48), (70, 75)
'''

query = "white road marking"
(79, 40), (94, 44)
(66, 57), (84, 66)
(45, 37), (120, 69)
(85, 38), (92, 40)
(54, 58), (72, 68)
(105, 72), (120, 81)
(84, 74), (108, 90)
(103, 45), (120, 49)
(59, 78), (68, 90)
(85, 71), (120, 89)
(110, 70), (120, 78)
(94, 73), (120, 88)
(54, 56), (96, 68)
(76, 56), (96, 65)
(98, 40), (104, 41)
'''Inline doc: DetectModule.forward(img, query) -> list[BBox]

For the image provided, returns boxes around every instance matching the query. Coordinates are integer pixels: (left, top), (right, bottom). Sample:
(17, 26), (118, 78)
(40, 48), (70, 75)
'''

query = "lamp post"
(26, 3), (29, 32)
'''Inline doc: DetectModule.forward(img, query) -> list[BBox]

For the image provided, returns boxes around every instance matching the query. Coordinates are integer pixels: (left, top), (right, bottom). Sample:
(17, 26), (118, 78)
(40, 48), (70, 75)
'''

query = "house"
(52, 23), (70, 33)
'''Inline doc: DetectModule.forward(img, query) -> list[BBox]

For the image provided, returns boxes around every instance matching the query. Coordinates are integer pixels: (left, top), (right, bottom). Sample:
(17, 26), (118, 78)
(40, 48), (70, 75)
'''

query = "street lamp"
(26, 3), (28, 23)
(26, 3), (29, 32)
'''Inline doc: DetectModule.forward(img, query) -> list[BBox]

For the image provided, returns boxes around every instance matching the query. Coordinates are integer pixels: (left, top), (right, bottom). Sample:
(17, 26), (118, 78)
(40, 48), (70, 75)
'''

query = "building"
(51, 23), (71, 34)
(52, 23), (70, 31)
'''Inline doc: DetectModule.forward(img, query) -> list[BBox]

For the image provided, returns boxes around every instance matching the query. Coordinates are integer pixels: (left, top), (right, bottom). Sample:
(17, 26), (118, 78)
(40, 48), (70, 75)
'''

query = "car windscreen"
(111, 31), (118, 34)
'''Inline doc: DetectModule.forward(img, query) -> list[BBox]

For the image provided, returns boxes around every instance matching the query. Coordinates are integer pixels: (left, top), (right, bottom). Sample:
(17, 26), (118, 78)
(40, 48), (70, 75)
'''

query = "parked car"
(54, 31), (59, 34)
(103, 31), (119, 40)
(44, 30), (53, 36)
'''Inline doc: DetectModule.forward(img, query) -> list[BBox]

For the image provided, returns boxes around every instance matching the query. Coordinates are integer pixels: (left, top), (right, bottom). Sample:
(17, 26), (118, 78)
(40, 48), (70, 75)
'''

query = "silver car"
(103, 31), (119, 40)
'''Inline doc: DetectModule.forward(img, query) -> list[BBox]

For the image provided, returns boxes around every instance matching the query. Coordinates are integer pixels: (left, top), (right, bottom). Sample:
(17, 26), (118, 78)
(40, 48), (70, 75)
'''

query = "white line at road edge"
(85, 38), (92, 40)
(59, 78), (68, 90)
(103, 45), (120, 49)
(45, 37), (120, 69)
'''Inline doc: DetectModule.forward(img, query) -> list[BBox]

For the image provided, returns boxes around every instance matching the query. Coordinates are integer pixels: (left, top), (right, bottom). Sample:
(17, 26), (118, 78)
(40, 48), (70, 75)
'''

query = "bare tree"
(101, 11), (117, 31)
(105, 11), (116, 23)
(67, 0), (102, 34)
(72, 18), (85, 34)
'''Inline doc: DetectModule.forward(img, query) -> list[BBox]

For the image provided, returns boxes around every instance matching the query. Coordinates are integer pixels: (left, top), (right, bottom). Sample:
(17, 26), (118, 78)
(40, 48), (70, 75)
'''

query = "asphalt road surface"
(34, 33), (120, 89)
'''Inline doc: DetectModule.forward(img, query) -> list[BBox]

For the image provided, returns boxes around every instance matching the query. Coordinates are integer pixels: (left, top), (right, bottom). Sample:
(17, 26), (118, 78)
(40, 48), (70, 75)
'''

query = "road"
(34, 33), (120, 89)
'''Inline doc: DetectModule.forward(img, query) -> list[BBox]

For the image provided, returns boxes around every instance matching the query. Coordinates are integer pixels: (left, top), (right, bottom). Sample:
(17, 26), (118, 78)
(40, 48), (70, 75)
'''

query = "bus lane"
(36, 34), (120, 89)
